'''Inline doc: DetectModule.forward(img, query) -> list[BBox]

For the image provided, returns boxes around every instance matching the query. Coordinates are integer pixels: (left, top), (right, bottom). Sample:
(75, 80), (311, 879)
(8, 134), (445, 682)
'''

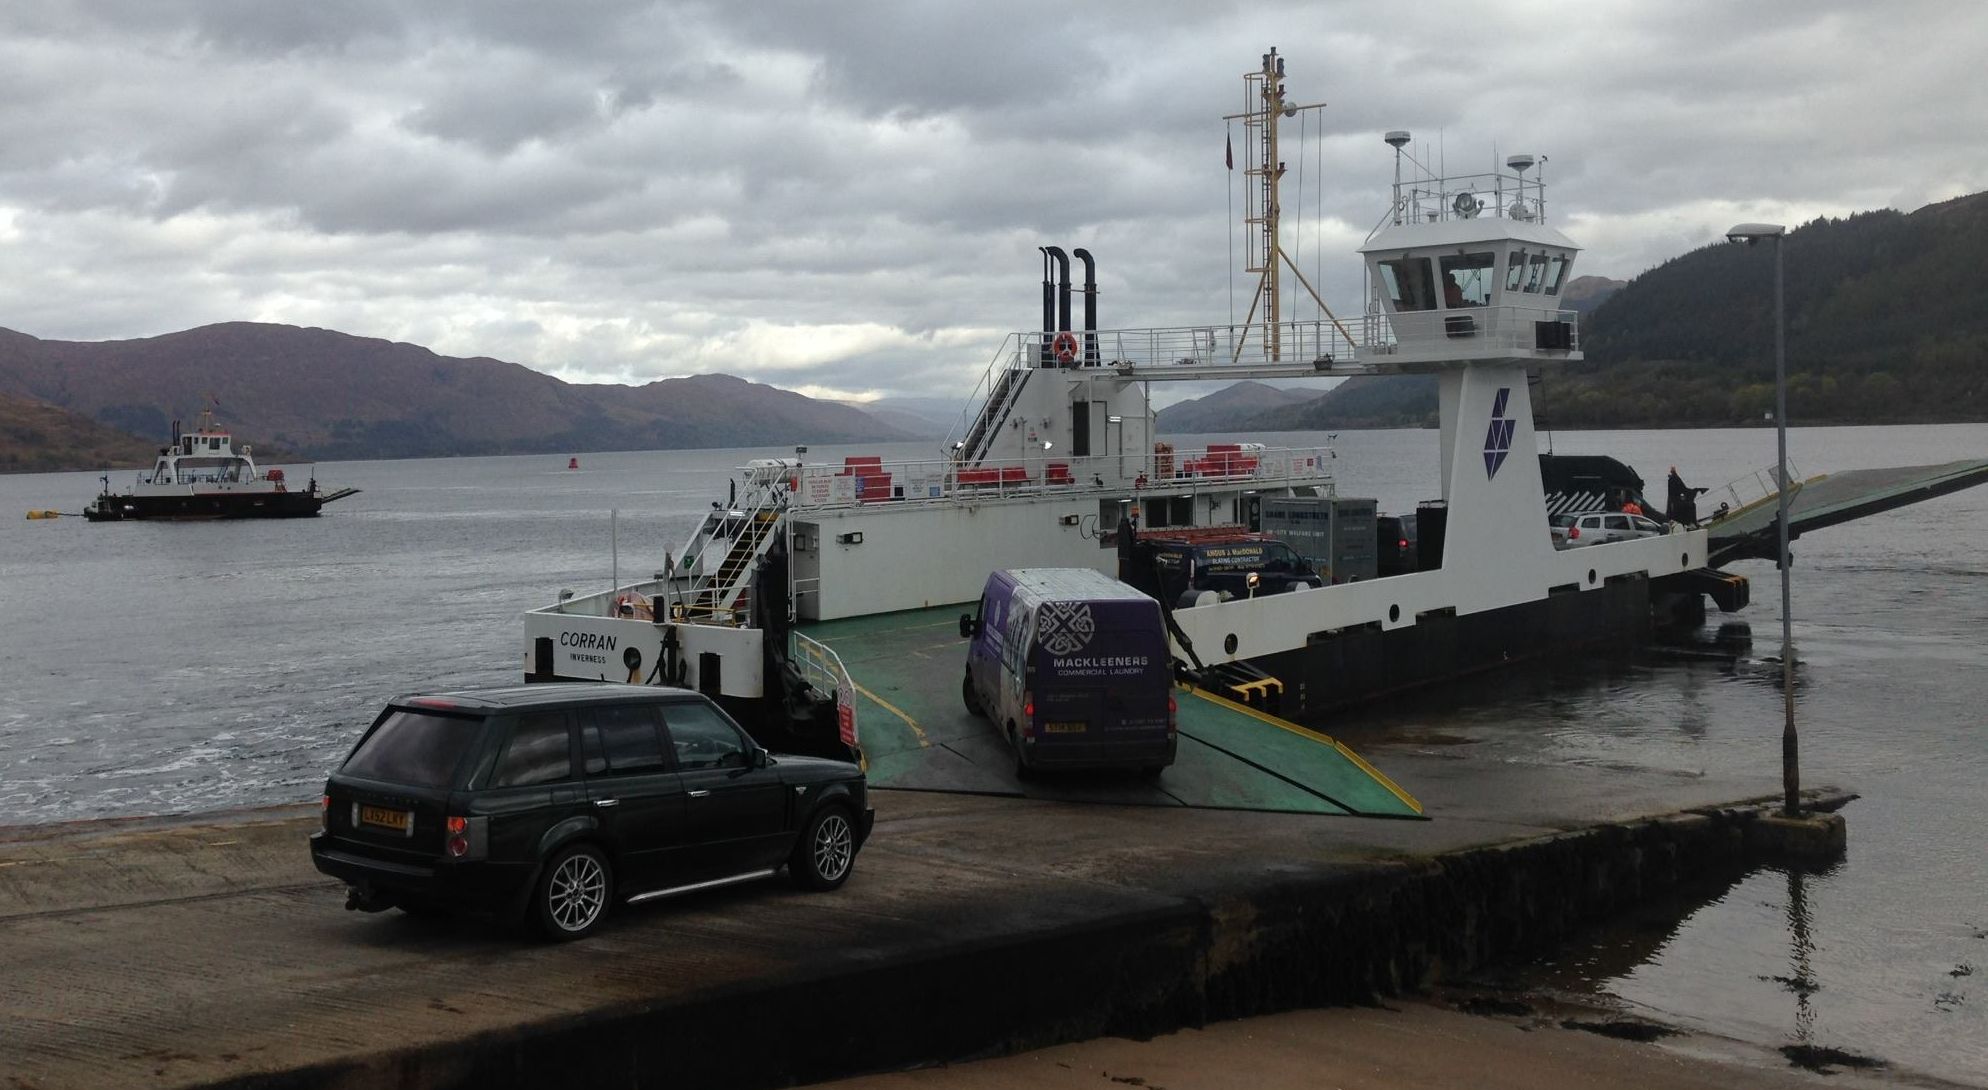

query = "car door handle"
(594, 798), (619, 808)
(688, 789), (711, 798)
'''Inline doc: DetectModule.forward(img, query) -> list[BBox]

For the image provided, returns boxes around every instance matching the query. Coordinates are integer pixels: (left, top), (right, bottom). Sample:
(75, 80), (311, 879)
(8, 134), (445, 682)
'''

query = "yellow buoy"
(26, 509), (63, 520)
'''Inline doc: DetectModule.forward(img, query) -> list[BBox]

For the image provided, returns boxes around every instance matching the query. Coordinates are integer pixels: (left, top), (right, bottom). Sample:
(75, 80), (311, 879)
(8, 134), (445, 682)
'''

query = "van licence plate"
(359, 805), (412, 833)
(1043, 721), (1087, 733)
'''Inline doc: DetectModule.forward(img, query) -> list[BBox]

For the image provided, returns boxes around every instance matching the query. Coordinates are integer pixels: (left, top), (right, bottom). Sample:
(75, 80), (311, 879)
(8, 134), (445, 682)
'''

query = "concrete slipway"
(0, 728), (1849, 1090)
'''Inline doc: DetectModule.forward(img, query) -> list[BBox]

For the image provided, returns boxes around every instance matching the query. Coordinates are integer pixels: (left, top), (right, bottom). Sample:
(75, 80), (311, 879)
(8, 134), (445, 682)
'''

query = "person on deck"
(1667, 466), (1709, 526)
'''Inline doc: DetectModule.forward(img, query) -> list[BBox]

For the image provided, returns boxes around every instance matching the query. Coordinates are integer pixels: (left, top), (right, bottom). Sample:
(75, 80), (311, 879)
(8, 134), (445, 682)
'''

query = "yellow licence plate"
(1043, 722), (1087, 734)
(359, 805), (411, 833)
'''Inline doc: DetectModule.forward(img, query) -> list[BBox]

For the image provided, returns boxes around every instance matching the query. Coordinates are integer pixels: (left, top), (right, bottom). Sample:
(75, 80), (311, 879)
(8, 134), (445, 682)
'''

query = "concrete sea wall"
(209, 798), (1832, 1090)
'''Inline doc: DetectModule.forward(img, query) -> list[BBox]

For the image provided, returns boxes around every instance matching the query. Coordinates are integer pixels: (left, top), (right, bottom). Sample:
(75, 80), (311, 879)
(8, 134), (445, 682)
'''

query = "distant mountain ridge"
(0, 323), (911, 467)
(1156, 381), (1328, 435)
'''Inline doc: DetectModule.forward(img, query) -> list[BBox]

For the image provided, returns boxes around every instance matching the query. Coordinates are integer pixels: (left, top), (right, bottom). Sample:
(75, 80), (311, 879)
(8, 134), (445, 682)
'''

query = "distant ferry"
(84, 410), (357, 521)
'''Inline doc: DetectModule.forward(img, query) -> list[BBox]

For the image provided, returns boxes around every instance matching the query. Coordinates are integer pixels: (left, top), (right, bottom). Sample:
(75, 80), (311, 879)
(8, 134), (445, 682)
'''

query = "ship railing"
(789, 631), (858, 747)
(993, 320), (1361, 373)
(1371, 165), (1549, 237)
(786, 445), (1338, 512)
(943, 332), (1029, 454)
(1705, 458), (1807, 524)
(669, 484), (789, 617)
(1356, 304), (1579, 358)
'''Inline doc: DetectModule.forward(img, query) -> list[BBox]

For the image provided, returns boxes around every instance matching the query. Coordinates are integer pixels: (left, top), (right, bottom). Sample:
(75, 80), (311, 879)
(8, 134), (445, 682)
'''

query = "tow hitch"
(343, 883), (394, 913)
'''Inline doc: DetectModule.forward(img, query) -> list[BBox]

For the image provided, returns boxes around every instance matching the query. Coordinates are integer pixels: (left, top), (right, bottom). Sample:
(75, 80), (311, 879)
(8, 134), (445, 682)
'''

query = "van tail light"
(1022, 691), (1036, 738)
(1398, 538), (1409, 550)
(1167, 693), (1178, 737)
(444, 815), (486, 861)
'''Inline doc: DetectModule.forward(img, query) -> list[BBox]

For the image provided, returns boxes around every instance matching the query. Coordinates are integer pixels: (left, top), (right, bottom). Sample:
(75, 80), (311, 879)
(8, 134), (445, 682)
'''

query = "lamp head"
(1725, 222), (1786, 245)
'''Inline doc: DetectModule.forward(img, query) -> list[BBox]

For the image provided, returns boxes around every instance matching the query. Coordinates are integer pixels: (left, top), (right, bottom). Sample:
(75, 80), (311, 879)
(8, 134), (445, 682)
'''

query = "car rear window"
(342, 709), (484, 788)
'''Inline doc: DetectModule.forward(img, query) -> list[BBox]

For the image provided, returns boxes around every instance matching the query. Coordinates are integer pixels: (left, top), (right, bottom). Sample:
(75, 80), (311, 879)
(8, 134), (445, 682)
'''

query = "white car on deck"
(1552, 511), (1666, 548)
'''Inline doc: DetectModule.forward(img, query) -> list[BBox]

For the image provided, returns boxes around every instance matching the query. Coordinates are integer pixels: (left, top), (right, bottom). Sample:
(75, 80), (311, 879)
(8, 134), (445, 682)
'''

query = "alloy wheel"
(812, 813), (854, 883)
(547, 852), (607, 932)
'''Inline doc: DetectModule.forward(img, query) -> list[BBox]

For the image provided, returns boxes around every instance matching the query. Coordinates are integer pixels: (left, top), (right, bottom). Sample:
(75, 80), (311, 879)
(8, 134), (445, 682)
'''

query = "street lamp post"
(1727, 222), (1798, 816)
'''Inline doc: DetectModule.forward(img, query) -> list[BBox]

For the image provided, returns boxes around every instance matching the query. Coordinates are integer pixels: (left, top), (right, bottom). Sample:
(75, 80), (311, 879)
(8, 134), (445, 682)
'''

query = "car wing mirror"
(958, 614), (978, 638)
(752, 747), (771, 769)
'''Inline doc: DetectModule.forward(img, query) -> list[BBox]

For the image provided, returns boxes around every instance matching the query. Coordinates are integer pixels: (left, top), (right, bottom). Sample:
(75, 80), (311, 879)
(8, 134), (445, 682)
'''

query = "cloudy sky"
(2, 1), (1983, 404)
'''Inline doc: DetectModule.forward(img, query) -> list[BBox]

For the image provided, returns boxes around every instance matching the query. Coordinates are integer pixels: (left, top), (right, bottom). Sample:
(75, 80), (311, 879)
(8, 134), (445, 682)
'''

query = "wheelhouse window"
(1524, 253), (1550, 293)
(1438, 252), (1495, 308)
(1506, 249), (1528, 292)
(1541, 253), (1568, 295)
(1379, 256), (1437, 311)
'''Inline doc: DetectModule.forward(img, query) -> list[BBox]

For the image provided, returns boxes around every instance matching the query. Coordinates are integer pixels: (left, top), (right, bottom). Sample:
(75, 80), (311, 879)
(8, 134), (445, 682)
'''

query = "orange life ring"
(1052, 330), (1079, 364)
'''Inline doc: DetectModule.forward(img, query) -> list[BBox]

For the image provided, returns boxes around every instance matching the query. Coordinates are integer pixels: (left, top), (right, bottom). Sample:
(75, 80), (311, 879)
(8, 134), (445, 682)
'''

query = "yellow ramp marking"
(852, 680), (931, 748)
(1182, 685), (1423, 816)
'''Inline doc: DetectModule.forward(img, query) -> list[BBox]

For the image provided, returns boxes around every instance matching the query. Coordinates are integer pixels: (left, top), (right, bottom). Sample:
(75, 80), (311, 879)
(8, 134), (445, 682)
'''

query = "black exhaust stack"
(1044, 246), (1070, 367)
(1039, 247), (1056, 366)
(1073, 247), (1097, 365)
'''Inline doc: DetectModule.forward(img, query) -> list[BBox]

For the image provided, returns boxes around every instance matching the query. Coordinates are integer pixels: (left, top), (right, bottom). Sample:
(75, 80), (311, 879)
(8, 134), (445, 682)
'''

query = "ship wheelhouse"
(1356, 152), (1583, 372)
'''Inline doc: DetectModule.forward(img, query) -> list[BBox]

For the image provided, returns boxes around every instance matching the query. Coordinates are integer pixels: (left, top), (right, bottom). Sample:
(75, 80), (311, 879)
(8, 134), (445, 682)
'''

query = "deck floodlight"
(1726, 223), (1786, 244)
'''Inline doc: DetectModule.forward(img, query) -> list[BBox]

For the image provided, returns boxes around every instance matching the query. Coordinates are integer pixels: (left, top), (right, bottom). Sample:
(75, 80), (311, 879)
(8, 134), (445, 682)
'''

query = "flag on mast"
(1225, 131), (1233, 170)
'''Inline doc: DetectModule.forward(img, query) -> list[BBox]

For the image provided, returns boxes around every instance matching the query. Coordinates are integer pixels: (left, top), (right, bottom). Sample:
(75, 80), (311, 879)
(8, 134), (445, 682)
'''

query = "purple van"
(959, 568), (1177, 777)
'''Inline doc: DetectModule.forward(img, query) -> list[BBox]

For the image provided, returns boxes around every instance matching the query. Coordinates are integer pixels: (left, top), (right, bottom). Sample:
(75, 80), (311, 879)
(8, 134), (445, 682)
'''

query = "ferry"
(84, 410), (358, 521)
(521, 49), (1728, 753)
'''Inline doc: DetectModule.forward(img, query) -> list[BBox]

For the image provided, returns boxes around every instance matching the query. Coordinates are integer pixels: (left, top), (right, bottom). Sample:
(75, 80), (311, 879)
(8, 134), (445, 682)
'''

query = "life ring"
(613, 592), (654, 621)
(1052, 330), (1080, 364)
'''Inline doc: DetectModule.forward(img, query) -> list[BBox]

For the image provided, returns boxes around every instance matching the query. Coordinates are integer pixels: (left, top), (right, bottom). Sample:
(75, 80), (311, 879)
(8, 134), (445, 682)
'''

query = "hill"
(0, 392), (161, 474)
(1556, 193), (1988, 425)
(1561, 275), (1626, 315)
(1156, 381), (1329, 435)
(0, 324), (911, 468)
(835, 396), (970, 440)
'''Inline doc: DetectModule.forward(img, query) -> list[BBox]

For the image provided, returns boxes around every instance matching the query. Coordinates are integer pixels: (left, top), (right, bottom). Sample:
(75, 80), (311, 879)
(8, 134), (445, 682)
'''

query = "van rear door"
(1025, 599), (1172, 761)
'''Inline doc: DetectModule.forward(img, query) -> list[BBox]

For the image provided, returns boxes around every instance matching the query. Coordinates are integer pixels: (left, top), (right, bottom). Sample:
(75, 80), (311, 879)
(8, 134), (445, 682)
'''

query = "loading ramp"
(1707, 458), (1988, 567)
(800, 606), (1422, 818)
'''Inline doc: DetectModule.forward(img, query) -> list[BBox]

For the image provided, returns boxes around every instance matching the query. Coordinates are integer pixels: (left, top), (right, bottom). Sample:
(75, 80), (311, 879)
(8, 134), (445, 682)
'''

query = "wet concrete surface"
(0, 751), (1850, 1089)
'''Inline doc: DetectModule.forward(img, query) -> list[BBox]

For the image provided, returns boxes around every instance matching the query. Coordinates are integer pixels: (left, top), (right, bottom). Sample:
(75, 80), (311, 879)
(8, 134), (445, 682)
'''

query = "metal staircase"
(681, 494), (786, 621)
(956, 365), (1030, 463)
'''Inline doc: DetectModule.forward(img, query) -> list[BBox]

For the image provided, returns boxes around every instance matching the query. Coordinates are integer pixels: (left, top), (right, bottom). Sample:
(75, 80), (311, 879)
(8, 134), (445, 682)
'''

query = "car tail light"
(1398, 538), (1409, 550)
(320, 794), (330, 831)
(1568, 526), (1580, 540)
(1167, 693), (1178, 737)
(444, 815), (484, 861)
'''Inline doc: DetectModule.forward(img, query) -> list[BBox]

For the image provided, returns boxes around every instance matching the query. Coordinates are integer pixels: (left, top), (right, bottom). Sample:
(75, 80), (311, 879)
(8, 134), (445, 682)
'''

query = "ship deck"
(799, 606), (1422, 818)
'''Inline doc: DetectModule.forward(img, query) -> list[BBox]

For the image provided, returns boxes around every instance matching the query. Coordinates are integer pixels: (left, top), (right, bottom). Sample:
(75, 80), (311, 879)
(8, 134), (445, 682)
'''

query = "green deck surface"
(802, 606), (1421, 818)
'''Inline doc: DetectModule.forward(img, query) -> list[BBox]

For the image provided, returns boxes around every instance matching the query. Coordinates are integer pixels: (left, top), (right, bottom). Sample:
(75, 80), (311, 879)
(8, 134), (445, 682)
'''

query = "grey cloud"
(1, 1), (1983, 400)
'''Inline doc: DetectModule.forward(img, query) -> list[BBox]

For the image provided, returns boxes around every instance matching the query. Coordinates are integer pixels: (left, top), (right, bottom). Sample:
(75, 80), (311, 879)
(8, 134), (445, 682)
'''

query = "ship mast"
(1226, 48), (1350, 360)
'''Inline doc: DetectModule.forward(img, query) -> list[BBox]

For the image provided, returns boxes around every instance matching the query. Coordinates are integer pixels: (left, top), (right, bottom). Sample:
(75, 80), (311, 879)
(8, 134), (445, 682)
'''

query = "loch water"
(2, 423), (1984, 1081)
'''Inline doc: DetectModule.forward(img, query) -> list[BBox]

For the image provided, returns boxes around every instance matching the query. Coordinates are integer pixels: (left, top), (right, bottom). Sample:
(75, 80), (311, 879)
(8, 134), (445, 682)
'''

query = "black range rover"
(309, 683), (873, 940)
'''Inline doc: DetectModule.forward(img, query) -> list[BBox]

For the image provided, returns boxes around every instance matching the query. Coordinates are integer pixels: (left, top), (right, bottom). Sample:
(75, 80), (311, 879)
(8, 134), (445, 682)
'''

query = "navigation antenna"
(1226, 49), (1354, 362)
